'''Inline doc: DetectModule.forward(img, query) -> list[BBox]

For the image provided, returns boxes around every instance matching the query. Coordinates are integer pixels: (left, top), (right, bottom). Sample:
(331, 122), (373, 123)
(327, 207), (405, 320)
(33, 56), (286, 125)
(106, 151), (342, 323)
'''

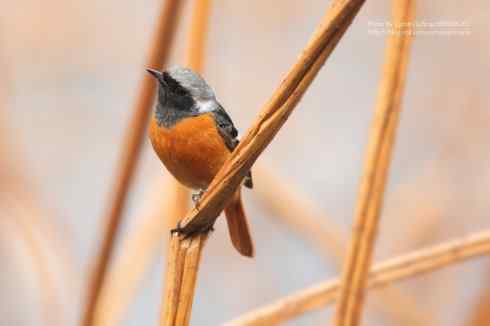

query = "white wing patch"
(197, 100), (217, 113)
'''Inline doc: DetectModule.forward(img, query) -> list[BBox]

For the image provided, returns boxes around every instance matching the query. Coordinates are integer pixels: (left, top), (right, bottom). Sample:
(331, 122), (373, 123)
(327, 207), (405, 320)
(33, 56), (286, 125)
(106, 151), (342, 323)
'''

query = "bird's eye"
(163, 75), (189, 97)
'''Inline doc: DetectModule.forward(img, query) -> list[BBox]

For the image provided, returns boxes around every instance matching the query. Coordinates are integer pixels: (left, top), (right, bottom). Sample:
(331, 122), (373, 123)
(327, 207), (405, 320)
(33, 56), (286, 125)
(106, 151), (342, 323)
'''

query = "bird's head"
(147, 66), (215, 110)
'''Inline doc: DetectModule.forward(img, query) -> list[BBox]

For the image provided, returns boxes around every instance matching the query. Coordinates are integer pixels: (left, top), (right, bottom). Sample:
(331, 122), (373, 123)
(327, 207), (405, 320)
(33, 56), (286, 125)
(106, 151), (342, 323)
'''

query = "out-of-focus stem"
(159, 0), (212, 325)
(81, 1), (184, 325)
(334, 1), (415, 325)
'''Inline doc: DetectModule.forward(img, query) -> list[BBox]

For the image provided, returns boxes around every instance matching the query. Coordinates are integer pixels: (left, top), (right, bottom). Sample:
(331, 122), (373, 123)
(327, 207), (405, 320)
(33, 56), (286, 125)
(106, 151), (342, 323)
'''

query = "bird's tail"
(224, 190), (254, 257)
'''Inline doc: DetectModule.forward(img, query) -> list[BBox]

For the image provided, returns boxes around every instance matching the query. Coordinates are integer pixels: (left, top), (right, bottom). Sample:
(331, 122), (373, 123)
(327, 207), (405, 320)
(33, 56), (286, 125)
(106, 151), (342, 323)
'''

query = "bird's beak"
(146, 68), (163, 81)
(147, 68), (168, 103)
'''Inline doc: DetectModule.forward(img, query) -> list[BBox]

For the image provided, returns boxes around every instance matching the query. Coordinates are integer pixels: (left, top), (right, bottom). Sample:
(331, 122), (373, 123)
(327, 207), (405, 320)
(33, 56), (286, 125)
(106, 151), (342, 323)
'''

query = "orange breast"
(149, 112), (230, 190)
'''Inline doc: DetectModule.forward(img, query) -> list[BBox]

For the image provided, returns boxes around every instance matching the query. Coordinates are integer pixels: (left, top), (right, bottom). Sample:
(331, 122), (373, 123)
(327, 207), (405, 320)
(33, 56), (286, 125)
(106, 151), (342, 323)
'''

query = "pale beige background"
(0, 0), (489, 325)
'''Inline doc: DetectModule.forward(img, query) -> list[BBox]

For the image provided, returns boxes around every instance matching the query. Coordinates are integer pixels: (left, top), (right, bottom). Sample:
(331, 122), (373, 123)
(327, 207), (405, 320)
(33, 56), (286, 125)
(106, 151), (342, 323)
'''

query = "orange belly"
(149, 112), (230, 190)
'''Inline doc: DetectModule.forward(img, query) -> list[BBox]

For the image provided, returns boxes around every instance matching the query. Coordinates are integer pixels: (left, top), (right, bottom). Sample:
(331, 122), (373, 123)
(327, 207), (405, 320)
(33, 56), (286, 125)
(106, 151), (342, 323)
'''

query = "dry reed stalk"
(0, 42), (29, 191)
(227, 229), (490, 326)
(465, 273), (490, 326)
(158, 2), (365, 324)
(177, 0), (366, 246)
(93, 0), (209, 323)
(93, 176), (187, 326)
(159, 1), (365, 324)
(333, 1), (415, 325)
(0, 45), (76, 326)
(253, 163), (345, 257)
(95, 161), (429, 325)
(166, 179), (192, 234)
(253, 163), (431, 326)
(159, 0), (211, 324)
(161, 233), (208, 325)
(185, 0), (211, 72)
(0, 169), (78, 324)
(81, 1), (184, 325)
(1, 197), (64, 326)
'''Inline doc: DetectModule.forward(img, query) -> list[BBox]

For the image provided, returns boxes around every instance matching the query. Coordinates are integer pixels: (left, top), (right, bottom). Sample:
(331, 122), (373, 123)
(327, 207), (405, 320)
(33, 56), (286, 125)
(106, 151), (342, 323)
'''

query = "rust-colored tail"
(224, 190), (254, 257)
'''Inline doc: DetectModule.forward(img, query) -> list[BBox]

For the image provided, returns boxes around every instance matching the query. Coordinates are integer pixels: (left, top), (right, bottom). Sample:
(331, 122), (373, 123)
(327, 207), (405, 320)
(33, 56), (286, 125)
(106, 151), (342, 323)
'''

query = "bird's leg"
(170, 189), (213, 237)
(191, 189), (205, 208)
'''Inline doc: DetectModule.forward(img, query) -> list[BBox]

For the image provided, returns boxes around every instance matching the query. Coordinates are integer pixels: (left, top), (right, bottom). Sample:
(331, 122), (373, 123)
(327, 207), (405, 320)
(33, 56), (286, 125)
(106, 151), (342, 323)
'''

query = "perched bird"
(147, 66), (254, 257)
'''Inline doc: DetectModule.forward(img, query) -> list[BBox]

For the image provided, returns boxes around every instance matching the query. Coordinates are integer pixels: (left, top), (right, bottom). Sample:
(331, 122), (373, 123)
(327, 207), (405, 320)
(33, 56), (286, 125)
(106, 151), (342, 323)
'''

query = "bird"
(147, 66), (254, 257)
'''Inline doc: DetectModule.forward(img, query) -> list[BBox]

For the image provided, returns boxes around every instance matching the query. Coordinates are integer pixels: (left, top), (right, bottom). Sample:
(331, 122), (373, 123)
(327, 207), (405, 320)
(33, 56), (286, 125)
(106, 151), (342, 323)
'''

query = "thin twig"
(253, 163), (432, 326)
(81, 1), (184, 325)
(159, 1), (211, 325)
(334, 1), (415, 325)
(227, 229), (490, 326)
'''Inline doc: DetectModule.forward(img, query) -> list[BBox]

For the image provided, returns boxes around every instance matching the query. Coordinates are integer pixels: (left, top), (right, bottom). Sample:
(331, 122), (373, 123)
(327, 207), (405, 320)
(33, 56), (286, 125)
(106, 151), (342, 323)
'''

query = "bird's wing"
(212, 104), (253, 188)
(212, 104), (239, 151)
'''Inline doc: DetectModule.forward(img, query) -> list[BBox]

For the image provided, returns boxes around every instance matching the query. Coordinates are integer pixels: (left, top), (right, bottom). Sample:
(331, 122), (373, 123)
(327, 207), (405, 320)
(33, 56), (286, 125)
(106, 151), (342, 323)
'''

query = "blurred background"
(0, 0), (489, 325)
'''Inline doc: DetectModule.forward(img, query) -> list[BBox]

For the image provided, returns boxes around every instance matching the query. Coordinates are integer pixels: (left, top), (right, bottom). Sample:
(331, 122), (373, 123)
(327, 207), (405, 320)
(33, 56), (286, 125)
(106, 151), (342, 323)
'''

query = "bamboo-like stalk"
(165, 180), (191, 239)
(185, 0), (211, 72)
(81, 1), (184, 325)
(161, 234), (208, 325)
(93, 163), (431, 326)
(177, 0), (366, 235)
(93, 0), (209, 323)
(227, 229), (490, 326)
(333, 1), (415, 325)
(465, 273), (490, 326)
(159, 1), (365, 324)
(0, 45), (76, 326)
(159, 0), (211, 325)
(253, 164), (345, 257)
(253, 164), (431, 326)
(2, 198), (64, 326)
(93, 176), (188, 326)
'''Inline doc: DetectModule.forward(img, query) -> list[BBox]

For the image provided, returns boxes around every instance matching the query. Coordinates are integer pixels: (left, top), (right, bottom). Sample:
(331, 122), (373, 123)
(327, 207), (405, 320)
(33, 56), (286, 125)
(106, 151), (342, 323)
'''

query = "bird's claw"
(170, 220), (215, 239)
(170, 221), (184, 235)
(191, 189), (205, 208)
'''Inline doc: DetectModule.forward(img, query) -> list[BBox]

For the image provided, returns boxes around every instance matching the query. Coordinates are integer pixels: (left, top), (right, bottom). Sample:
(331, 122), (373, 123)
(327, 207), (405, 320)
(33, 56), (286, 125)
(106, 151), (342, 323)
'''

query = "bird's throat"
(155, 104), (193, 129)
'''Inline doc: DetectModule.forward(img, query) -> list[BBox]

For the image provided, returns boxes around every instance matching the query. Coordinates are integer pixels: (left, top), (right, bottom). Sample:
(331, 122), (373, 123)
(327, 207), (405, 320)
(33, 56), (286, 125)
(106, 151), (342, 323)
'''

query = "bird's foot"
(170, 220), (215, 239)
(191, 189), (205, 208)
(170, 221), (184, 235)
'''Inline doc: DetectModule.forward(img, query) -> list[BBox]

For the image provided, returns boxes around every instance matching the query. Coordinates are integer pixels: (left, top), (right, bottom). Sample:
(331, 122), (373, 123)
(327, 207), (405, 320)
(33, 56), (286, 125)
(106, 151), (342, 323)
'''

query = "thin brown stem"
(81, 1), (184, 325)
(93, 177), (188, 326)
(2, 197), (65, 326)
(227, 229), (490, 326)
(253, 164), (347, 259)
(334, 1), (415, 325)
(159, 0), (212, 325)
(0, 40), (75, 326)
(465, 271), (490, 326)
(185, 0), (211, 72)
(159, 2), (365, 324)
(160, 233), (208, 326)
(253, 164), (432, 326)
(177, 0), (366, 244)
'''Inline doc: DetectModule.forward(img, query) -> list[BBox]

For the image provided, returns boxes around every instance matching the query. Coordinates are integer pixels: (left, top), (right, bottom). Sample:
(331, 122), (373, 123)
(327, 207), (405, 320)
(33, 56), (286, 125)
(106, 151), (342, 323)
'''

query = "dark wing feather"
(212, 104), (253, 188)
(213, 105), (238, 151)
